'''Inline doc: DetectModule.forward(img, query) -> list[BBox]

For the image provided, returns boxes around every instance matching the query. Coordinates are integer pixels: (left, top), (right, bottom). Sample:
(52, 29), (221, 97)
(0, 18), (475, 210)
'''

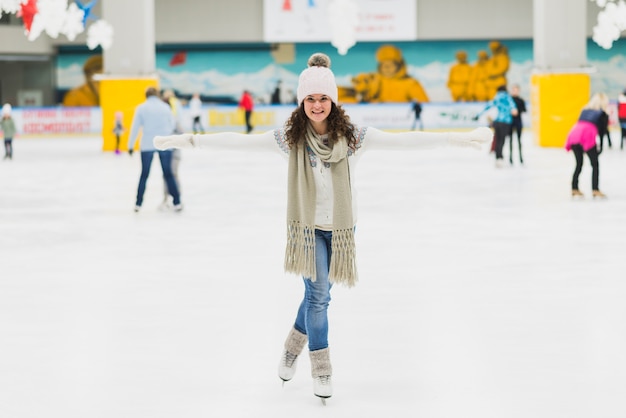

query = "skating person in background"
(112, 111), (124, 155)
(238, 90), (254, 134)
(596, 97), (612, 153)
(271, 81), (282, 105)
(509, 84), (526, 164)
(153, 53), (491, 403)
(409, 100), (423, 130)
(162, 89), (183, 134)
(128, 86), (183, 212)
(1, 103), (16, 160)
(565, 92), (609, 199)
(618, 89), (626, 150)
(160, 90), (183, 210)
(189, 92), (205, 134)
(474, 84), (517, 167)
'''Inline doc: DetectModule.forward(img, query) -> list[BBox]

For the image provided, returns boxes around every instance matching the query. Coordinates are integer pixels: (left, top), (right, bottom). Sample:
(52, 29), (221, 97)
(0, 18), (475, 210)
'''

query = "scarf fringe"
(284, 220), (316, 279)
(329, 228), (358, 287)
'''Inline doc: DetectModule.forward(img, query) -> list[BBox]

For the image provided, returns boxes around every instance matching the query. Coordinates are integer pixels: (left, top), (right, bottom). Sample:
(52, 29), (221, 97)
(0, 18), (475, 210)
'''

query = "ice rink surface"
(1, 131), (626, 418)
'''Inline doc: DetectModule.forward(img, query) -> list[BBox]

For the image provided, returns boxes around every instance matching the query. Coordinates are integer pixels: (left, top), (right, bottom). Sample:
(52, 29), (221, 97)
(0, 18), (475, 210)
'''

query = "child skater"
(113, 111), (124, 155)
(1, 103), (16, 160)
(153, 53), (491, 403)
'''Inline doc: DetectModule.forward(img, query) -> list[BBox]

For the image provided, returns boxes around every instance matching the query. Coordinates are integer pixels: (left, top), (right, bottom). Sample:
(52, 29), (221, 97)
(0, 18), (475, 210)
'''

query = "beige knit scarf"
(284, 124), (358, 287)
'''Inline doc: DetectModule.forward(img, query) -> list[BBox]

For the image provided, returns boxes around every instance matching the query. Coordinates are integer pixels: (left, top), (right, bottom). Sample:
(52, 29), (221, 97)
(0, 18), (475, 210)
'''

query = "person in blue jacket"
(128, 86), (183, 212)
(474, 84), (518, 167)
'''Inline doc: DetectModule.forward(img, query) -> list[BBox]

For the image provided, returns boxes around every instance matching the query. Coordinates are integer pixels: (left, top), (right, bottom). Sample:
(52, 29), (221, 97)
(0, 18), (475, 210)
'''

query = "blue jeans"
(294, 229), (333, 352)
(136, 150), (180, 206)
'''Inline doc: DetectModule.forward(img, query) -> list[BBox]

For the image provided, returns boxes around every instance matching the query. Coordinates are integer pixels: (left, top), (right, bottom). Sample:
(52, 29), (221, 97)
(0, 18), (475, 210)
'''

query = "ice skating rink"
(1, 131), (626, 418)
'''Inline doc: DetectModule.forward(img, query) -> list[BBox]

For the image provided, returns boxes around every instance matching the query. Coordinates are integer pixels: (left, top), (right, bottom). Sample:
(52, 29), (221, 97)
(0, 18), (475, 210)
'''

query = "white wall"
(0, 26), (54, 54)
(154, 0), (264, 43)
(416, 0), (532, 40)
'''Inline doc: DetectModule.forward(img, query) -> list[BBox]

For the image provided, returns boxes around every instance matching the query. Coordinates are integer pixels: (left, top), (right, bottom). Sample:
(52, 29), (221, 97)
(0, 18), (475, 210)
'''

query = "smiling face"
(303, 94), (333, 131)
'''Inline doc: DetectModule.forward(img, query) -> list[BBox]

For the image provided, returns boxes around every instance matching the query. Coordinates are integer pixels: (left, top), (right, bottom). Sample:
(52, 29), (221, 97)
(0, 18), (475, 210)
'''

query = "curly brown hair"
(284, 102), (357, 150)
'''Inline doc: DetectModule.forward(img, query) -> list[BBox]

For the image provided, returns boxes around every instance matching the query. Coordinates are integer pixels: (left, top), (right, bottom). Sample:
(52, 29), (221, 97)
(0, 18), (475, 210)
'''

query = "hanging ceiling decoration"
(591, 0), (626, 49)
(0, 0), (113, 50)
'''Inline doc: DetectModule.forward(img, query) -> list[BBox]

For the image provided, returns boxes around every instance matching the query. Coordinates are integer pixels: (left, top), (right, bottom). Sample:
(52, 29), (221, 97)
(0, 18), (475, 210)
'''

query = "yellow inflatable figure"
(447, 50), (472, 101)
(62, 55), (103, 107)
(486, 41), (510, 99)
(468, 50), (490, 102)
(350, 44), (429, 103)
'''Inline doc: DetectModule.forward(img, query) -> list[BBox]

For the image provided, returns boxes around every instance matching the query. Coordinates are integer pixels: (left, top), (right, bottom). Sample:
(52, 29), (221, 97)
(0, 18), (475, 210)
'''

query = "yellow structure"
(530, 73), (590, 147)
(99, 77), (159, 152)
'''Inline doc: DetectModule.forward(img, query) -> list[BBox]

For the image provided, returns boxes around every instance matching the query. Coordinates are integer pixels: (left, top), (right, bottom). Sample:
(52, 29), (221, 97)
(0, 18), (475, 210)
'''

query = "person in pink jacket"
(564, 92), (609, 199)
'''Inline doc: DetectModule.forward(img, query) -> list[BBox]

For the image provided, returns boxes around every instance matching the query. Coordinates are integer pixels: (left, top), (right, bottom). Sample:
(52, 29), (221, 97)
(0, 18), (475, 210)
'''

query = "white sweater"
(175, 126), (487, 229)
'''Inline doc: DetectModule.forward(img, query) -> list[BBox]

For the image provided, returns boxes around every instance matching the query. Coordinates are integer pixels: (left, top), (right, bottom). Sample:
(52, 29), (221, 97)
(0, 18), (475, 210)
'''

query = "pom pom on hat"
(297, 53), (338, 105)
(307, 53), (331, 68)
(2, 103), (11, 116)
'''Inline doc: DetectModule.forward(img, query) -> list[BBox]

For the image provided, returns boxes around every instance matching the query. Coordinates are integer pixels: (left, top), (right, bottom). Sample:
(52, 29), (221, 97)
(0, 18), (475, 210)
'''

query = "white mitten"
(447, 127), (493, 150)
(153, 133), (195, 150)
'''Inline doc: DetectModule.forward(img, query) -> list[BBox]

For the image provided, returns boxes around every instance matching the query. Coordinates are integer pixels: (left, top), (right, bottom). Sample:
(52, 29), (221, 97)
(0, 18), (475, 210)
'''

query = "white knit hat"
(296, 65), (338, 105)
(1, 103), (11, 116)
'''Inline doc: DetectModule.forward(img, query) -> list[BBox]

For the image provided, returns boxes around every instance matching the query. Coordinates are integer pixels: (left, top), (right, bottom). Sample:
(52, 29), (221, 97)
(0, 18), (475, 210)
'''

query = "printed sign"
(263, 0), (417, 43)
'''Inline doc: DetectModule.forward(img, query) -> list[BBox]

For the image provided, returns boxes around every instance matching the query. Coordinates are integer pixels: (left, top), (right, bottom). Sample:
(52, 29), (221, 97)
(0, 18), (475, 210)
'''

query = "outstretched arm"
(154, 130), (280, 153)
(363, 126), (492, 151)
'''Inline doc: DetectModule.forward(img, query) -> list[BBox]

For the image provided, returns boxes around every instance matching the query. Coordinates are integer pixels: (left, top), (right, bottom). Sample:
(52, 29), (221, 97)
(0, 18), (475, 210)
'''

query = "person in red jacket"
(238, 90), (254, 134)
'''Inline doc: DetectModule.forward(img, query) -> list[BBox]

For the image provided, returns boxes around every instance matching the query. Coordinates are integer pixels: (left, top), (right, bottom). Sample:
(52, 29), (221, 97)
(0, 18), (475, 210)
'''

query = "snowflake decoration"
(4, 0), (111, 48)
(28, 0), (69, 40)
(75, 0), (97, 26)
(0, 0), (22, 15)
(591, 0), (626, 49)
(328, 0), (359, 55)
(17, 0), (38, 33)
(61, 2), (85, 41)
(87, 19), (113, 50)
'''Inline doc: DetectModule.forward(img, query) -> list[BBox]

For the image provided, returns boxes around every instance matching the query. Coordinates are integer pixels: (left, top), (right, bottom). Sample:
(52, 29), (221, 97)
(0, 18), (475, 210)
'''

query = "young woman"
(154, 53), (491, 402)
(565, 92), (609, 199)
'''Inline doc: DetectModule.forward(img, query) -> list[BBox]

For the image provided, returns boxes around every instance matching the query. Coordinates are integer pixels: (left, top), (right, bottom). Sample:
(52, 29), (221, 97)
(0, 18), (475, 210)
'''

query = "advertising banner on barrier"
(15, 107), (101, 135)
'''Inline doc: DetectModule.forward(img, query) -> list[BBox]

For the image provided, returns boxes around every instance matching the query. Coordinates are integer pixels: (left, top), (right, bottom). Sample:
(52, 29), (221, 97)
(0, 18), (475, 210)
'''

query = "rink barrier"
(7, 101), (618, 139)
